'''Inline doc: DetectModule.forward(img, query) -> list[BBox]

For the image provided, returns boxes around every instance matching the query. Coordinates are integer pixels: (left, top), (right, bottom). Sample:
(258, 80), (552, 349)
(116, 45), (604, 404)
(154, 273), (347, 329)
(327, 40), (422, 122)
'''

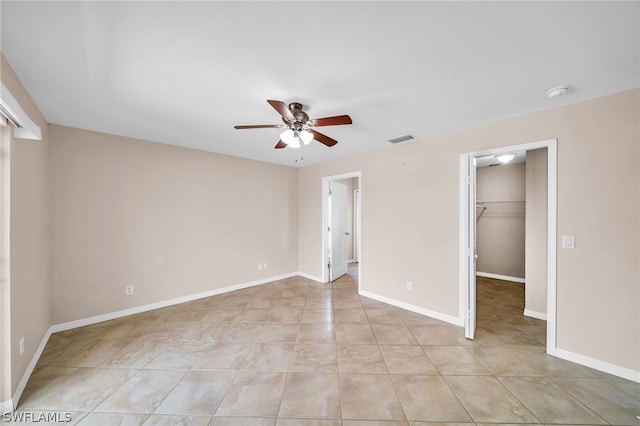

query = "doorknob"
(345, 232), (350, 235)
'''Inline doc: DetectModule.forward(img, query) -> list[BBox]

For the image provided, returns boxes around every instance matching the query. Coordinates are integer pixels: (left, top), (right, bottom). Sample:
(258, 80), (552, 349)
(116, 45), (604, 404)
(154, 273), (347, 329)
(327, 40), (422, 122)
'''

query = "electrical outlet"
(263, 262), (268, 270)
(258, 263), (263, 271)
(125, 285), (134, 296)
(406, 281), (413, 291)
(19, 337), (24, 356)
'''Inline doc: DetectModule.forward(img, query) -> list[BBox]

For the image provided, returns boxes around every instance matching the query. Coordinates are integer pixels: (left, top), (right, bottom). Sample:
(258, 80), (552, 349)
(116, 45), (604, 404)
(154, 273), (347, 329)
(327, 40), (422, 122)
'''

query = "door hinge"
(328, 226), (331, 231)
(328, 189), (332, 195)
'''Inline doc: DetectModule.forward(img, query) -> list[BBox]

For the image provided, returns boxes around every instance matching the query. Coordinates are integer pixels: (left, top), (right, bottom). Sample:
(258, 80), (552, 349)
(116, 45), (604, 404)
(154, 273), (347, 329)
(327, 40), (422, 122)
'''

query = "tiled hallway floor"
(8, 269), (640, 425)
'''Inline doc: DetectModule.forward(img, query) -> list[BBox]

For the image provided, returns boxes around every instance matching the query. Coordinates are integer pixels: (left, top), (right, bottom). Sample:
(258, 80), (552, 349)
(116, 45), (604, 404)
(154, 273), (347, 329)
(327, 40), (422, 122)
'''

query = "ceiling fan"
(234, 100), (352, 149)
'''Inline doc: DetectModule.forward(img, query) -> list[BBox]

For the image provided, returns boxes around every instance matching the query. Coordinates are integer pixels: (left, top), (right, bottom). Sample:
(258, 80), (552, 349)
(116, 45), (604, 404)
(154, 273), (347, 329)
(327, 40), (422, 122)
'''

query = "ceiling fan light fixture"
(280, 129), (295, 145)
(300, 129), (313, 145)
(289, 136), (301, 149)
(281, 129), (302, 149)
(237, 99), (351, 150)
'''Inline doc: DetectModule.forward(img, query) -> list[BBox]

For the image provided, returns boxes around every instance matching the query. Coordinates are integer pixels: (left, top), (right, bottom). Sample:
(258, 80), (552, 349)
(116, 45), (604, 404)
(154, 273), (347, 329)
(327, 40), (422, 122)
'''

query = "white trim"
(460, 153), (477, 339)
(0, 83), (41, 140)
(11, 327), (53, 410)
(11, 272), (302, 409)
(546, 140), (558, 357)
(321, 171), (362, 285)
(360, 290), (464, 327)
(1, 398), (14, 415)
(51, 272), (297, 333)
(459, 155), (469, 330)
(554, 348), (640, 383)
(476, 272), (525, 284)
(296, 271), (323, 283)
(523, 308), (547, 320)
(460, 139), (557, 355)
(353, 189), (361, 264)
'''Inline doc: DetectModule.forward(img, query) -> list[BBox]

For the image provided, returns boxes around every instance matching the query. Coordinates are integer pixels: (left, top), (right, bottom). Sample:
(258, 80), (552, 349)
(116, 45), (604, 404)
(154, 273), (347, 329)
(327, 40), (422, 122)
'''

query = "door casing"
(460, 138), (557, 354)
(353, 189), (361, 263)
(322, 171), (362, 286)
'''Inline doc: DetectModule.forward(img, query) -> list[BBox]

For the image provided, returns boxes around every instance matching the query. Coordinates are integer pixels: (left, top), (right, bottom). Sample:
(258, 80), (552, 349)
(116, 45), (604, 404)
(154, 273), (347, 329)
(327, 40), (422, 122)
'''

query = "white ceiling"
(2, 1), (638, 167)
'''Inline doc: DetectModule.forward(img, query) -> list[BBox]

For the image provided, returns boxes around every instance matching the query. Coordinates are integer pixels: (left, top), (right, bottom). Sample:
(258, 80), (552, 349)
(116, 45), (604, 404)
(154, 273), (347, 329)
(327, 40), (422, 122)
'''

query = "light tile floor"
(7, 269), (640, 425)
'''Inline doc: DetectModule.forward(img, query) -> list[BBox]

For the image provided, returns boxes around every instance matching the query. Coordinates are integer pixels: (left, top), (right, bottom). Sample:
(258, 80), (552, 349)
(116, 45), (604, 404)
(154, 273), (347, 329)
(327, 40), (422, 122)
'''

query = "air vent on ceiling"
(388, 134), (415, 144)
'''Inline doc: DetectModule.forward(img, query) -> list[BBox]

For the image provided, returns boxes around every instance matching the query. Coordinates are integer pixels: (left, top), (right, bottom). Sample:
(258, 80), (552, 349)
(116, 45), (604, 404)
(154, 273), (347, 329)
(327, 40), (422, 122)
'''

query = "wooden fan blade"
(310, 129), (338, 147)
(267, 99), (295, 122)
(309, 115), (352, 127)
(275, 140), (287, 149)
(234, 124), (281, 129)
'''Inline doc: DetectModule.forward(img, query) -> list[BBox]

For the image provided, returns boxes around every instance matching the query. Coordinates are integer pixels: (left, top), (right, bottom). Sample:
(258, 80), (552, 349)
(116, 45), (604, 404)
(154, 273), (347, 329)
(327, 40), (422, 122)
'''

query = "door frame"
(461, 154), (477, 338)
(459, 138), (557, 354)
(322, 171), (362, 286)
(353, 189), (361, 263)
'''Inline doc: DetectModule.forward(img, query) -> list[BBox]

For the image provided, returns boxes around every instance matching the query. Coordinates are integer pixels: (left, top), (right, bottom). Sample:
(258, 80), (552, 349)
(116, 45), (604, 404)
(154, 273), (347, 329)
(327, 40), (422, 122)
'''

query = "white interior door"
(465, 155), (477, 339)
(329, 181), (348, 281)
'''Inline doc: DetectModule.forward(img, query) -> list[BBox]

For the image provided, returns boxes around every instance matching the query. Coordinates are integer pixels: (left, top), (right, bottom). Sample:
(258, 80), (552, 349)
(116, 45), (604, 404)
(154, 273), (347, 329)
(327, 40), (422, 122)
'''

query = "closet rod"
(476, 200), (525, 204)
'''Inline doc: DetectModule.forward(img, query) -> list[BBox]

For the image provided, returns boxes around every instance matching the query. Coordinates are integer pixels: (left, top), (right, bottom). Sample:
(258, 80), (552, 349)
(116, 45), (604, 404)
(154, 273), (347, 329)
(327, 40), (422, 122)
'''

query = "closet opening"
(460, 139), (557, 355)
(475, 149), (547, 344)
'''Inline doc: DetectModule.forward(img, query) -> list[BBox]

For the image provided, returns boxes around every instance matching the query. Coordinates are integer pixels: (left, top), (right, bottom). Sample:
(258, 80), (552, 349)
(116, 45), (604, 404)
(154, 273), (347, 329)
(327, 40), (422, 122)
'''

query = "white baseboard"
(296, 271), (323, 283)
(12, 269), (639, 415)
(10, 326), (53, 413)
(359, 290), (464, 327)
(476, 272), (525, 284)
(553, 348), (640, 383)
(523, 308), (547, 320)
(11, 272), (298, 410)
(51, 272), (298, 333)
(1, 398), (14, 415)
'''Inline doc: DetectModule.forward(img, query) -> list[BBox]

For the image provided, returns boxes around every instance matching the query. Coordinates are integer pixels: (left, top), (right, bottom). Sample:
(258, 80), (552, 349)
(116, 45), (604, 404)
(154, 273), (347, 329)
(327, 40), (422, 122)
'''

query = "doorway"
(353, 189), (361, 264)
(322, 172), (362, 287)
(460, 139), (557, 354)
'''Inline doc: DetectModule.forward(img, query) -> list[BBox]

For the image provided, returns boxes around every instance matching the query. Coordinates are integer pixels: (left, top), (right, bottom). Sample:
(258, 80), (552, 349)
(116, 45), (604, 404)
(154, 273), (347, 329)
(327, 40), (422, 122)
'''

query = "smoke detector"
(546, 85), (571, 98)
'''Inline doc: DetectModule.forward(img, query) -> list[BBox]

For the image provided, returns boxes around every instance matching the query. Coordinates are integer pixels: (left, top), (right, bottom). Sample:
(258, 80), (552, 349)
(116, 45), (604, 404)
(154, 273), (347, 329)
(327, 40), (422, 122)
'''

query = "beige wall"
(49, 125), (298, 324)
(476, 163), (526, 278)
(525, 148), (548, 315)
(299, 89), (640, 373)
(1, 55), (51, 401)
(2, 55), (638, 398)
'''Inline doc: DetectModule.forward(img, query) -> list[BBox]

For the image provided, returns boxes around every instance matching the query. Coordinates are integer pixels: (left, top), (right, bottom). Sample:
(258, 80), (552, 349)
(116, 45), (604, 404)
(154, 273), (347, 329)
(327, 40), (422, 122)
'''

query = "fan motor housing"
(288, 102), (309, 124)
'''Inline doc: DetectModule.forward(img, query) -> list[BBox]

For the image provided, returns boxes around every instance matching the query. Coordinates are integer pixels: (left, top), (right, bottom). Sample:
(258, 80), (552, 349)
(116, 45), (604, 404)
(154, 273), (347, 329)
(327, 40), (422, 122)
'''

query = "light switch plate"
(562, 235), (575, 249)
